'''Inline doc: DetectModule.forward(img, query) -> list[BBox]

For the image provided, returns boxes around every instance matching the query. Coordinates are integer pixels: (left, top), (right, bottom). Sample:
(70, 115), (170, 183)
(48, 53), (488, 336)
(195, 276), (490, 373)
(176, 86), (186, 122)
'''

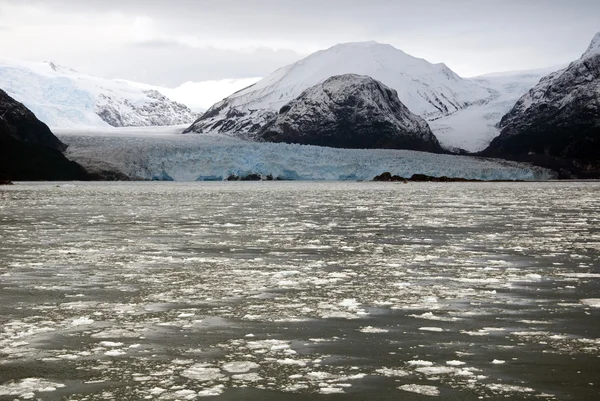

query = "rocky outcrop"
(373, 172), (522, 182)
(482, 32), (600, 178)
(257, 74), (444, 152)
(0, 89), (90, 180)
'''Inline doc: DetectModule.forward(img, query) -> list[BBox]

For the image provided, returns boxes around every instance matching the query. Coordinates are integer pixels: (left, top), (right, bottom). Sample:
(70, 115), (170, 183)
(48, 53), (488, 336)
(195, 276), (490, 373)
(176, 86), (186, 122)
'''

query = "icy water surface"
(0, 182), (599, 400)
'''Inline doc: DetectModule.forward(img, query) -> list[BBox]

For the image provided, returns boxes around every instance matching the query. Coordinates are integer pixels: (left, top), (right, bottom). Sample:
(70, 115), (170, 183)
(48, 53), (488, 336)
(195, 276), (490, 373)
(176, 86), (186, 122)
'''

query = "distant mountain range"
(183, 41), (559, 152)
(0, 59), (196, 129)
(1, 33), (598, 178)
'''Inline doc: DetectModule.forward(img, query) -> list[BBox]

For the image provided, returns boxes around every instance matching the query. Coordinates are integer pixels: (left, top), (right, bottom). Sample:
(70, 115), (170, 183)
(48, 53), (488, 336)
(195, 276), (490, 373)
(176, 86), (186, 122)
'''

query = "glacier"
(432, 66), (565, 152)
(0, 58), (196, 129)
(58, 127), (554, 182)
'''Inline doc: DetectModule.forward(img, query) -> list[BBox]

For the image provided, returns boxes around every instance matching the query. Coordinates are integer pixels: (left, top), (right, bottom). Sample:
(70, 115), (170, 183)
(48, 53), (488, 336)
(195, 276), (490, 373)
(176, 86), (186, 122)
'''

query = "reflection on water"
(0, 182), (599, 400)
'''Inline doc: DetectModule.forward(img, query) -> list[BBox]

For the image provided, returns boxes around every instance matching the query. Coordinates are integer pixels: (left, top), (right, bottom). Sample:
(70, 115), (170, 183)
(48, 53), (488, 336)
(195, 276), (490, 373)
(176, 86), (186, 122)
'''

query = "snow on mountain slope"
(583, 31), (600, 59)
(259, 74), (442, 152)
(59, 128), (554, 182)
(430, 66), (564, 152)
(185, 41), (492, 137)
(482, 31), (600, 178)
(0, 58), (196, 129)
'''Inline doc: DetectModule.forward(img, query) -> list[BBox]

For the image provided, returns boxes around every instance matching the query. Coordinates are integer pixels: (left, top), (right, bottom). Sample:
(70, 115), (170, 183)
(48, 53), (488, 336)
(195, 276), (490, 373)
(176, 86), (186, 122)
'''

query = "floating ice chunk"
(461, 329), (490, 336)
(376, 368), (410, 377)
(359, 326), (389, 333)
(231, 373), (262, 382)
(319, 386), (345, 394)
(173, 389), (197, 399)
(306, 372), (333, 380)
(446, 360), (466, 366)
(71, 316), (94, 326)
(181, 364), (226, 381)
(518, 320), (551, 325)
(399, 384), (440, 396)
(339, 298), (361, 309)
(149, 387), (166, 395)
(222, 361), (259, 373)
(407, 360), (434, 366)
(416, 366), (457, 375)
(178, 313), (195, 318)
(511, 331), (549, 336)
(491, 359), (506, 364)
(419, 327), (444, 332)
(0, 378), (65, 398)
(486, 383), (535, 393)
(246, 339), (290, 351)
(0, 378), (65, 399)
(277, 358), (308, 367)
(409, 312), (461, 322)
(581, 299), (600, 308)
(104, 350), (126, 357)
(99, 341), (124, 347)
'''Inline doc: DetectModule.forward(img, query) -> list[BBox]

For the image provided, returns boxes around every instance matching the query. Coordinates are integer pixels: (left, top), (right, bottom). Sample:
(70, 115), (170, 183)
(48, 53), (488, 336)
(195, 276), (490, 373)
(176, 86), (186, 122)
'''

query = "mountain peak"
(582, 32), (600, 59)
(327, 41), (409, 56)
(258, 73), (443, 152)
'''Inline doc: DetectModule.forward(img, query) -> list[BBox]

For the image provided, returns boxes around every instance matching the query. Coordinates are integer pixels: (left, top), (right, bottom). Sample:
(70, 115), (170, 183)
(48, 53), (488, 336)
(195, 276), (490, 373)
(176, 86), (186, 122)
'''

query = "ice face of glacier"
(184, 41), (492, 138)
(0, 59), (197, 129)
(483, 32), (600, 178)
(258, 74), (443, 153)
(59, 128), (554, 182)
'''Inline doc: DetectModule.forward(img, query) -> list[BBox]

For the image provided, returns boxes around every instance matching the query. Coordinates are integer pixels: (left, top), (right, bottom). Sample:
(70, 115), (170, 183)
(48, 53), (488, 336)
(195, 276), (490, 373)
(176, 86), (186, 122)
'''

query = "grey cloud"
(3, 0), (600, 83)
(80, 45), (303, 87)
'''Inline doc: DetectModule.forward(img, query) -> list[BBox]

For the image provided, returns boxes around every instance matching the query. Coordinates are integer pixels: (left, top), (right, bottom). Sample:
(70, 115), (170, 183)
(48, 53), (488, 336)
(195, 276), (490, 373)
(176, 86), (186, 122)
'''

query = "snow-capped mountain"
(431, 66), (564, 152)
(259, 74), (442, 152)
(185, 41), (492, 138)
(0, 59), (196, 129)
(483, 32), (600, 178)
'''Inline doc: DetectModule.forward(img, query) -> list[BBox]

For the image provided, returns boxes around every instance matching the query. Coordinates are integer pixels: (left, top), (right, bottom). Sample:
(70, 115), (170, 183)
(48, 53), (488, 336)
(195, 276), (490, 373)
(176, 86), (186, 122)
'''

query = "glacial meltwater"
(0, 182), (599, 400)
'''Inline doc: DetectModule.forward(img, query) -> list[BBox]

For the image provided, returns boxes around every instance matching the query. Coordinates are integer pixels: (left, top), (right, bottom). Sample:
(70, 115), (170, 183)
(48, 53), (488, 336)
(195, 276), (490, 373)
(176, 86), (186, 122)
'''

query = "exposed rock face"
(258, 74), (443, 152)
(0, 89), (90, 180)
(183, 41), (491, 138)
(482, 32), (600, 178)
(0, 89), (66, 152)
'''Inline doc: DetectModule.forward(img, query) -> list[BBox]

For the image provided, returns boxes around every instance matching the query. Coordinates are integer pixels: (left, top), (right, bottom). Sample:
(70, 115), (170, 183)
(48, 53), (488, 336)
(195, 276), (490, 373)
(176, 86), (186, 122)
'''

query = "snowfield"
(0, 58), (196, 129)
(58, 127), (554, 181)
(431, 66), (564, 152)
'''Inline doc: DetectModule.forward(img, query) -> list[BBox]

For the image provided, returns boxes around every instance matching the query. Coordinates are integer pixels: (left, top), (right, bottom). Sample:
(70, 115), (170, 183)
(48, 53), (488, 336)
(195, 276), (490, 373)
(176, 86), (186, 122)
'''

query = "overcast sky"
(0, 0), (598, 87)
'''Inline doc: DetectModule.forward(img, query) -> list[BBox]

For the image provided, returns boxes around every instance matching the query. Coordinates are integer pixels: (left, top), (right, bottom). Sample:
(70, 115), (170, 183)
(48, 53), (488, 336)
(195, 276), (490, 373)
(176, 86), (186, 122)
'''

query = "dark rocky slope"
(258, 74), (444, 152)
(0, 89), (90, 181)
(482, 33), (600, 178)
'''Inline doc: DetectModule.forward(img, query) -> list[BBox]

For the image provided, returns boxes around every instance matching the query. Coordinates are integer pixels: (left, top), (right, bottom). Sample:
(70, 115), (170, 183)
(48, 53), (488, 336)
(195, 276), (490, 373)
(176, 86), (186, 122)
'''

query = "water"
(0, 181), (599, 400)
